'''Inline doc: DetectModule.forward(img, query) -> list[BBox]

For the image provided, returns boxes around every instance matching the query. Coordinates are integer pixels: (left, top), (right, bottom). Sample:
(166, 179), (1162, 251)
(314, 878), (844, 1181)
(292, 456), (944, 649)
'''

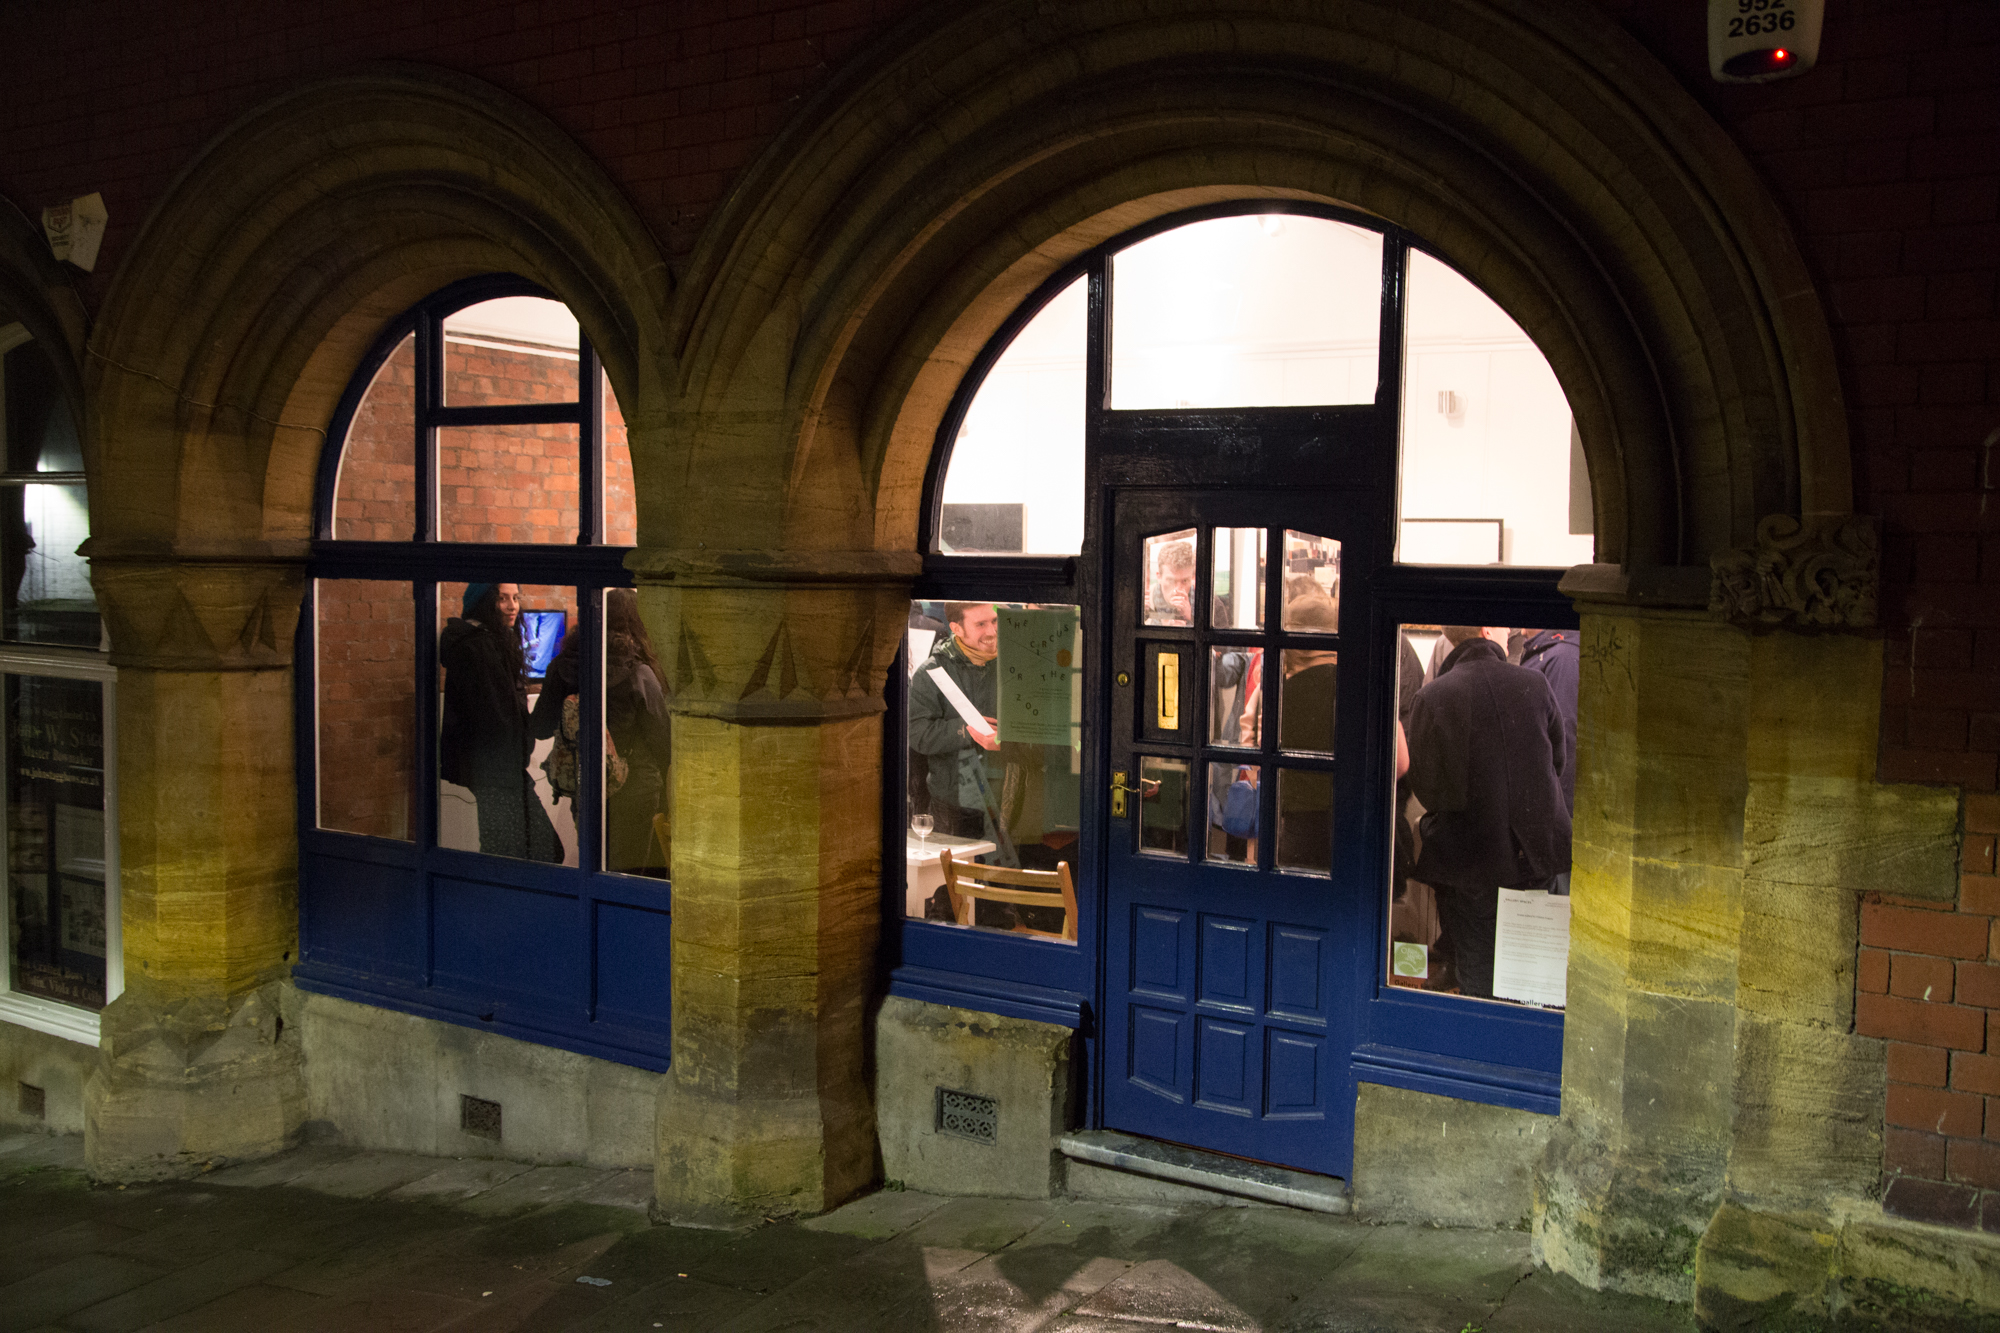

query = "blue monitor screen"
(521, 611), (567, 680)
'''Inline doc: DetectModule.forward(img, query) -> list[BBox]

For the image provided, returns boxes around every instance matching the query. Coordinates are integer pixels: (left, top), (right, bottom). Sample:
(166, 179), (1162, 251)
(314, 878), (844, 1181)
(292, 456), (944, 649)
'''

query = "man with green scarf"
(908, 601), (1003, 846)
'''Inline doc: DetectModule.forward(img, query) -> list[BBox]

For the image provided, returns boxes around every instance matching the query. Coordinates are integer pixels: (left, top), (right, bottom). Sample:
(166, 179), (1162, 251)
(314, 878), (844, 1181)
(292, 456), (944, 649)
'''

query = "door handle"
(1110, 769), (1141, 818)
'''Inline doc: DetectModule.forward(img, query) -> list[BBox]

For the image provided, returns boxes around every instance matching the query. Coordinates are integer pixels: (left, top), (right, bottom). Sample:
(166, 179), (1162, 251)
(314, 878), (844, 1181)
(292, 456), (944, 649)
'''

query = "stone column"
(1533, 585), (1750, 1303)
(639, 551), (913, 1226)
(84, 559), (308, 1180)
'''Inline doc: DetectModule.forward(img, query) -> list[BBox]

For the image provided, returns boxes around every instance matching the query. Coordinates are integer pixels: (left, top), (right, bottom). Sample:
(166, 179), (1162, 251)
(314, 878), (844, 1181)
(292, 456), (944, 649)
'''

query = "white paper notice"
(1492, 888), (1570, 1008)
(925, 666), (989, 734)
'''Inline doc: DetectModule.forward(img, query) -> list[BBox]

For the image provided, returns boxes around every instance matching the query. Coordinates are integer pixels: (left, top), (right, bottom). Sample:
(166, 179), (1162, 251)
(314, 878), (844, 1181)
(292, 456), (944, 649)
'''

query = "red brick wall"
(1861, 794), (2000, 1228)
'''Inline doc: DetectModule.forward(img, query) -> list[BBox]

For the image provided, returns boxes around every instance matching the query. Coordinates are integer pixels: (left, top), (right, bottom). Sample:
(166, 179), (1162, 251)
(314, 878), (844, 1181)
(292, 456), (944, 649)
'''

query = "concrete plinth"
(1353, 1082), (1553, 1229)
(875, 996), (1074, 1200)
(0, 1021), (97, 1135)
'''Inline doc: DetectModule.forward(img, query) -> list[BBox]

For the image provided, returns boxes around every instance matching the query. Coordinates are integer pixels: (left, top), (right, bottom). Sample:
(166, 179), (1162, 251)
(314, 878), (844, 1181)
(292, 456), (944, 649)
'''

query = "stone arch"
(85, 62), (674, 573)
(666, 0), (1849, 575)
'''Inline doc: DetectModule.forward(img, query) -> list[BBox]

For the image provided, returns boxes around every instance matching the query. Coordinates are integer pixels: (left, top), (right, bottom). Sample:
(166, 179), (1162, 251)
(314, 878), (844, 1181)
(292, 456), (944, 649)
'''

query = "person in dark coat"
(1519, 628), (1580, 816)
(531, 588), (671, 876)
(1405, 625), (1570, 998)
(1274, 589), (1339, 871)
(440, 582), (563, 862)
(907, 601), (1002, 843)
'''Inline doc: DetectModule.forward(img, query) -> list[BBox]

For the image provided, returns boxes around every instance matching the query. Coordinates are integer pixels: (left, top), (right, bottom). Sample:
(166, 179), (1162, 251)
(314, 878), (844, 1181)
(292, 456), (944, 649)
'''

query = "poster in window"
(6, 675), (107, 1010)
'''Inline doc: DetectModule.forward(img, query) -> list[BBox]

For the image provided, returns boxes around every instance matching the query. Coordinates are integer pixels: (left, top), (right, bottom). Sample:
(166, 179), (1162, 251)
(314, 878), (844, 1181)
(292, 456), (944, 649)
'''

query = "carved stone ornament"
(1709, 514), (1879, 630)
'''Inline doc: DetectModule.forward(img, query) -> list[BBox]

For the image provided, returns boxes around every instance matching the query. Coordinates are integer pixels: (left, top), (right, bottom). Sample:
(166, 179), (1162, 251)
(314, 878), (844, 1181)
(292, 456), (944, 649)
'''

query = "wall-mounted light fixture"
(1709, 0), (1824, 83)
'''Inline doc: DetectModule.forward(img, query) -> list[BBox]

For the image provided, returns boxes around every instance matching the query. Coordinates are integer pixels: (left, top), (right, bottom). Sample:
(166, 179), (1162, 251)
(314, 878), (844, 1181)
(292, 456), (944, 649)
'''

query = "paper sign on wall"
(997, 607), (1076, 747)
(1492, 887), (1570, 1008)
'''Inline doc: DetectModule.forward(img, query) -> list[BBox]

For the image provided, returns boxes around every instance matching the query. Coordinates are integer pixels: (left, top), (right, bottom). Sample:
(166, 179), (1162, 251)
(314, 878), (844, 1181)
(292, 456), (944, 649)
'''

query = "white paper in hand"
(926, 666), (990, 735)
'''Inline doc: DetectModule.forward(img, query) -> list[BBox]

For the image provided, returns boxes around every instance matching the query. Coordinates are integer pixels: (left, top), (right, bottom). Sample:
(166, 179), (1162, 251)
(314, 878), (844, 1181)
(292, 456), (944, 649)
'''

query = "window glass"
(1205, 761), (1258, 866)
(1111, 214), (1382, 410)
(333, 334), (416, 542)
(438, 423), (581, 543)
(442, 298), (580, 406)
(1141, 528), (1198, 627)
(438, 582), (576, 866)
(3, 341), (98, 648)
(1210, 527), (1265, 630)
(1398, 251), (1592, 567)
(1274, 768), (1332, 875)
(316, 580), (415, 841)
(604, 376), (638, 546)
(1279, 532), (1339, 630)
(937, 277), (1086, 555)
(1391, 623), (1575, 1006)
(905, 600), (1080, 941)
(6, 674), (107, 1011)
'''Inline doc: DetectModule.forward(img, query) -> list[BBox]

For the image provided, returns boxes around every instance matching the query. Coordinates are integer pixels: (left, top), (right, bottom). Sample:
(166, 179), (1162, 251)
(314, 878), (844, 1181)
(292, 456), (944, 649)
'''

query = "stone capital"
(92, 558), (306, 672)
(638, 556), (914, 724)
(1708, 513), (1879, 631)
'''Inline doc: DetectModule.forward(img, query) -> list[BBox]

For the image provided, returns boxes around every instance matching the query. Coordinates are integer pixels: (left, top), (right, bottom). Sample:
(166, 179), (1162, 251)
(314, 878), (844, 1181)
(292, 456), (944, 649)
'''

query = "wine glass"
(911, 812), (934, 855)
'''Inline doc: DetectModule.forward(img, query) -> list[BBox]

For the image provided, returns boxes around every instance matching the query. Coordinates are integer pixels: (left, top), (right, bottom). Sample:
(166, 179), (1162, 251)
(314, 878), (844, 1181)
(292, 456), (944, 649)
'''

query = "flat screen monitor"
(521, 610), (567, 680)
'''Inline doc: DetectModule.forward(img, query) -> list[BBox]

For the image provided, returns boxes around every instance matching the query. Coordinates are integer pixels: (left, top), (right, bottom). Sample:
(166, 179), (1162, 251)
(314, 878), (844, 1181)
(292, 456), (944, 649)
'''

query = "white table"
(905, 832), (998, 918)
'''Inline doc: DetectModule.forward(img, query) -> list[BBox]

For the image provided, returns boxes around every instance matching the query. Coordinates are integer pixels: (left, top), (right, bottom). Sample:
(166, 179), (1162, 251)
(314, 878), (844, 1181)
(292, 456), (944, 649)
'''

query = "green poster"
(997, 607), (1076, 746)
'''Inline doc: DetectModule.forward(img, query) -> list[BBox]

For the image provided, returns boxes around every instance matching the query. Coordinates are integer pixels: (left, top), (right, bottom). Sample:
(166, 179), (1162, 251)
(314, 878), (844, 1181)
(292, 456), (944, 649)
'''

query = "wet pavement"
(0, 1130), (1697, 1332)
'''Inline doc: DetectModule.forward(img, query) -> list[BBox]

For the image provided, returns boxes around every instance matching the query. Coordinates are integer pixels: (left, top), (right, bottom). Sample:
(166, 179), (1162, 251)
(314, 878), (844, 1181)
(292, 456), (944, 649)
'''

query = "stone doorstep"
(1058, 1130), (1351, 1214)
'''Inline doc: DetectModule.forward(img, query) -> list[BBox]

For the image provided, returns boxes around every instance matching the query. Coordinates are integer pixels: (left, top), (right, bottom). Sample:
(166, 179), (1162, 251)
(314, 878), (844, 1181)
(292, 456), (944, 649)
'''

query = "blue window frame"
(294, 276), (669, 1070)
(889, 204), (1580, 1139)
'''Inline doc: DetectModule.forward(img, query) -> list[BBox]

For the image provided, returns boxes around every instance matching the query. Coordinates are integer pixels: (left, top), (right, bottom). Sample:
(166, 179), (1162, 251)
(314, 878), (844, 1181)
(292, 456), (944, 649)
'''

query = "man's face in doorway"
(1159, 565), (1195, 619)
(954, 603), (999, 655)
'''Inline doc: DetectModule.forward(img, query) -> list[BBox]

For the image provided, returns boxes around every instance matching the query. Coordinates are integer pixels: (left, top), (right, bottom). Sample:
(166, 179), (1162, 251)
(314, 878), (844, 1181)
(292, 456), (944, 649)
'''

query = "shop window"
(0, 327), (118, 1044)
(904, 600), (1081, 940)
(1388, 623), (1577, 1008)
(298, 279), (669, 1070)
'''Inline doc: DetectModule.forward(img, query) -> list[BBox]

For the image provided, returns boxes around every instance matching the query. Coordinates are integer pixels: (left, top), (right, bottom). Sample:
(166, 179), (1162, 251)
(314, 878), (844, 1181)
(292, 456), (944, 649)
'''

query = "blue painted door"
(1100, 488), (1374, 1179)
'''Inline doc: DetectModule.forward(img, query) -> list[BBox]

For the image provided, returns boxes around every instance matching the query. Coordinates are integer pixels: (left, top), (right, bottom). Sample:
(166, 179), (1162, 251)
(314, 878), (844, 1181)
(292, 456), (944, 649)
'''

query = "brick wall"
(1863, 792), (2000, 1228)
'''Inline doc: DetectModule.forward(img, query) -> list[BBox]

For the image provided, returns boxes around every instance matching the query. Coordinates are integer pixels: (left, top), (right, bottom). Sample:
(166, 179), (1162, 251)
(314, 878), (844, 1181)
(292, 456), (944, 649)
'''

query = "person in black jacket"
(531, 588), (672, 876)
(1405, 625), (1570, 998)
(440, 582), (563, 862)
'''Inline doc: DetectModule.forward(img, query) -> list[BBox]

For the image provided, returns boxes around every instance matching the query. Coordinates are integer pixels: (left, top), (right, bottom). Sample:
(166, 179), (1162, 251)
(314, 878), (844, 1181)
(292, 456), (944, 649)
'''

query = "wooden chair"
(939, 848), (1077, 942)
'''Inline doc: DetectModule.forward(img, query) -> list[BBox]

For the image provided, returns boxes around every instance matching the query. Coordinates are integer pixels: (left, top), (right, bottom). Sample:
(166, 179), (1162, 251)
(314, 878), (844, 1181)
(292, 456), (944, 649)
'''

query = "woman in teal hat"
(440, 582), (563, 862)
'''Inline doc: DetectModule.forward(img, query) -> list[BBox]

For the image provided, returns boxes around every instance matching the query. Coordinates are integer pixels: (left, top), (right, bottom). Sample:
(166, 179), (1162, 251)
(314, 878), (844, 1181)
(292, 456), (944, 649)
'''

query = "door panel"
(1100, 489), (1370, 1178)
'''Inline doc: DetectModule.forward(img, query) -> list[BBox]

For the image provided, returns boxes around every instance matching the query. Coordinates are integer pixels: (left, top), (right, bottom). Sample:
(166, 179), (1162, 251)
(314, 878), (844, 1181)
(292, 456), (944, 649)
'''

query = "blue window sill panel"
(292, 963), (671, 1073)
(889, 965), (1088, 1030)
(1348, 1043), (1560, 1117)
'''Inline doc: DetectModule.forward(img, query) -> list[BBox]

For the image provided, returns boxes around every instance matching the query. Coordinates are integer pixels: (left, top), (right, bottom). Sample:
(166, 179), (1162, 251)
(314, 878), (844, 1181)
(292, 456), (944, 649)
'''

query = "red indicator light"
(1721, 47), (1801, 78)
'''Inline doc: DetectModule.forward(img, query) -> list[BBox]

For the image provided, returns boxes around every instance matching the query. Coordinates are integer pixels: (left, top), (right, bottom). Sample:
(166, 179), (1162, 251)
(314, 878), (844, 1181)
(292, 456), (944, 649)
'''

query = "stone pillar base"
(84, 980), (303, 1181)
(652, 1073), (843, 1228)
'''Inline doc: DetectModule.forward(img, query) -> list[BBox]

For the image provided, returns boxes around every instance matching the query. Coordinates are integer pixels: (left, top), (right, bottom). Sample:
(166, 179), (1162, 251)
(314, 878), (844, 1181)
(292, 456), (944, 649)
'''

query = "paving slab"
(62, 1247), (297, 1333)
(286, 1151), (448, 1199)
(708, 1237), (986, 1333)
(0, 1253), (167, 1333)
(1277, 1223), (1534, 1333)
(0, 1216), (145, 1285)
(898, 1195), (1062, 1253)
(1073, 1257), (1264, 1331)
(570, 1166), (654, 1211)
(926, 1250), (1134, 1333)
(685, 1221), (877, 1294)
(141, 1282), (333, 1333)
(800, 1185), (951, 1238)
(389, 1156), (537, 1203)
(274, 1284), (485, 1333)
(459, 1164), (614, 1217)
(203, 1143), (360, 1190)
(560, 1273), (761, 1332)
